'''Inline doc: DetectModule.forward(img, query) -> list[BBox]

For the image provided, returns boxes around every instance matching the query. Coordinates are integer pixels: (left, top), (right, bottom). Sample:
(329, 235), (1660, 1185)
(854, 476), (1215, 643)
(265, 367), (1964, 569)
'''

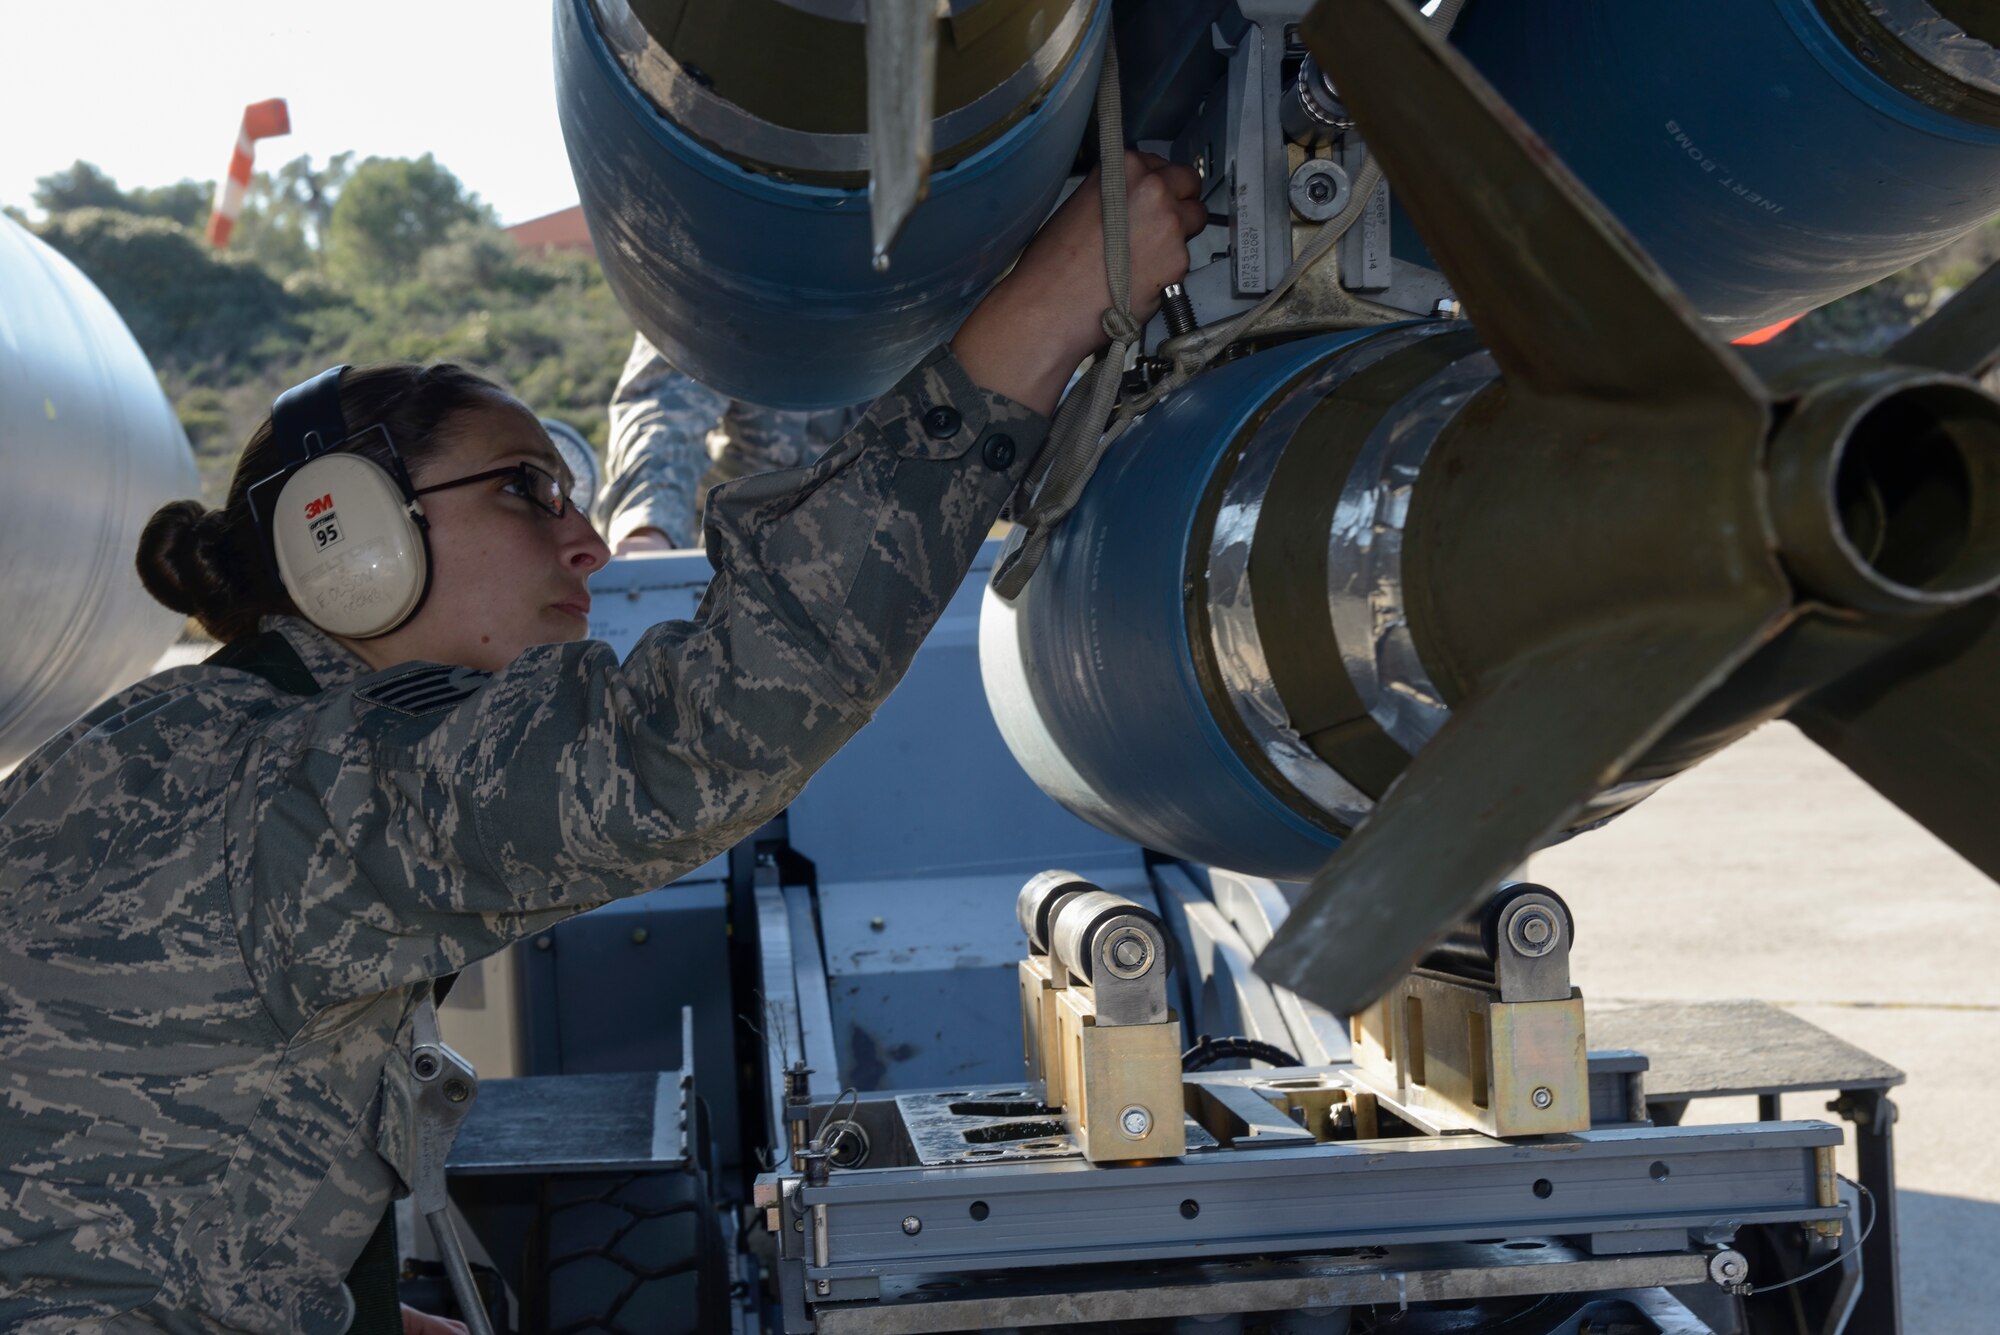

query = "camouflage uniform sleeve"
(0, 700), (122, 819)
(715, 400), (814, 477)
(593, 333), (727, 549)
(246, 346), (1046, 1015)
(696, 397), (873, 538)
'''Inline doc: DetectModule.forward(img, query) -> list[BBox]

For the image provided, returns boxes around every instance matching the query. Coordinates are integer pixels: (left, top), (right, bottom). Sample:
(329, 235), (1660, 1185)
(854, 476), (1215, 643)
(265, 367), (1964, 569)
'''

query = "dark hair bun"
(136, 499), (263, 641)
(136, 500), (212, 615)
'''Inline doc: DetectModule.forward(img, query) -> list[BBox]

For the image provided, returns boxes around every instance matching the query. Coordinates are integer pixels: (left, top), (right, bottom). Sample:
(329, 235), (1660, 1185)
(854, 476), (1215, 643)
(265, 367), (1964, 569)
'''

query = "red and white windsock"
(207, 98), (291, 249)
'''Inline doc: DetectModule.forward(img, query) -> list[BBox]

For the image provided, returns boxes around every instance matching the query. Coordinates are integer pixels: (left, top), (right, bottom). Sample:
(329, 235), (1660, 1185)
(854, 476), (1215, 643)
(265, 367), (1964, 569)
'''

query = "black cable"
(1746, 1179), (1876, 1296)
(1181, 1034), (1303, 1072)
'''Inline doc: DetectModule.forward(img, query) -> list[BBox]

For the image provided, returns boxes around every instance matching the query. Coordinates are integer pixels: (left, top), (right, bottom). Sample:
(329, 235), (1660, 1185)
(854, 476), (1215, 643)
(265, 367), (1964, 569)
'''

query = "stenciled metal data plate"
(894, 1088), (1217, 1167)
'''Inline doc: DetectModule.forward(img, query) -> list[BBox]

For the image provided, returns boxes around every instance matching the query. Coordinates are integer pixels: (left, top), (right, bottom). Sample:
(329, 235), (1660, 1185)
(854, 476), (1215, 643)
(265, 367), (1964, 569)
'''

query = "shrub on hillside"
(31, 209), (309, 373)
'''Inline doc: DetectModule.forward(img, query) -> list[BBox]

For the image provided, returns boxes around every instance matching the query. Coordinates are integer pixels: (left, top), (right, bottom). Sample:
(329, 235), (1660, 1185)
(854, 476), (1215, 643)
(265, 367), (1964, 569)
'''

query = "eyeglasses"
(413, 462), (576, 519)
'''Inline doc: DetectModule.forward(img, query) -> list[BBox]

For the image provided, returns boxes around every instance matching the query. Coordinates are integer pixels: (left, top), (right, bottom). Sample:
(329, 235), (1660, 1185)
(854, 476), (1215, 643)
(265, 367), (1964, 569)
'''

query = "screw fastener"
(1120, 1105), (1153, 1139)
(901, 1215), (922, 1236)
(1532, 1086), (1554, 1109)
(443, 1078), (472, 1104)
(1506, 903), (1561, 958)
(1102, 925), (1154, 979)
(1287, 159), (1351, 222)
(1709, 1249), (1750, 1293)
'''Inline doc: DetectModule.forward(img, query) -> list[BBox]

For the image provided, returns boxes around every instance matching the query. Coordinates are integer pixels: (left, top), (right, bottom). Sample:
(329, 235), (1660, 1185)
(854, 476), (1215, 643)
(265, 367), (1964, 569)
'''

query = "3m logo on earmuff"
(303, 492), (344, 551)
(259, 367), (431, 639)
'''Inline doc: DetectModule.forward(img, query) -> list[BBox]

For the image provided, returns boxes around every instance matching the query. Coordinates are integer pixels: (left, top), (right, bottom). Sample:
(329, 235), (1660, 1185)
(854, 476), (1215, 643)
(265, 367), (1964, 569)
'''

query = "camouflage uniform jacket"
(0, 347), (1044, 1333)
(595, 333), (869, 549)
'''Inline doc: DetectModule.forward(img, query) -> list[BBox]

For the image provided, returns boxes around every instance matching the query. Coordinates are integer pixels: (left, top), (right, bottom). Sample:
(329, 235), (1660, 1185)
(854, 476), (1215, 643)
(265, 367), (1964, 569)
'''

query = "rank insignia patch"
(355, 665), (492, 717)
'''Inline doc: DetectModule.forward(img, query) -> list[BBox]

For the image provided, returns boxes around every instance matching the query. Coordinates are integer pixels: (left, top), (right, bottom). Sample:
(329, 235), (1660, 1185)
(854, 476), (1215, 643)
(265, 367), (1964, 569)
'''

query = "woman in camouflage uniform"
(0, 155), (1206, 1333)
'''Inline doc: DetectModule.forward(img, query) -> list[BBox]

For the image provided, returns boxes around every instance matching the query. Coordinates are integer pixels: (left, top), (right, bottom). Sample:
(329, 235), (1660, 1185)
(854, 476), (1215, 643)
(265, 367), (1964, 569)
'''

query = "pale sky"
(0, 1), (580, 225)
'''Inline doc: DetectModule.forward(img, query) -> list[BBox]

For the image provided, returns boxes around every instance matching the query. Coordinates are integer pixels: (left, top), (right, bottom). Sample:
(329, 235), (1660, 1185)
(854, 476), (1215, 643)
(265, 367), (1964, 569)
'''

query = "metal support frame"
(1019, 881), (1187, 1161)
(1830, 1085), (1901, 1335)
(446, 1013), (709, 1333)
(1350, 971), (1589, 1138)
(1595, 999), (1905, 1335)
(755, 871), (843, 1153)
(1221, 5), (1307, 296)
(794, 1120), (1839, 1285)
(756, 902), (1895, 1335)
(1350, 885), (1589, 1138)
(809, 1242), (1718, 1334)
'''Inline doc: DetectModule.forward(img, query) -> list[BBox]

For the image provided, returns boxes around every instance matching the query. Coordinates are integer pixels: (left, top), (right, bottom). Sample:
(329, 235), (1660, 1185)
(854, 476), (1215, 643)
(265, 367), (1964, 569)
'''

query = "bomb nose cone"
(555, 0), (1109, 409)
(0, 217), (197, 771)
(1447, 0), (2000, 338)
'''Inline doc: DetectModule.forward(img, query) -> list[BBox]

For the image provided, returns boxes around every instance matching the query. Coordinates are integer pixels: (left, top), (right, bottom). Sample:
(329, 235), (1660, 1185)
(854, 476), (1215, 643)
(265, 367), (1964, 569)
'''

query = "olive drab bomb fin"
(1890, 261), (2000, 380)
(1255, 0), (2000, 1017)
(1789, 601), (2000, 885)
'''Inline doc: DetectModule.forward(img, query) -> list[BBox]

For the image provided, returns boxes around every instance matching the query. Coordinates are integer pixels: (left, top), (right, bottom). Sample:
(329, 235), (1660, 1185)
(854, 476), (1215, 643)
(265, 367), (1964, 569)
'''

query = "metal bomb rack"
(1348, 882), (1589, 1139)
(1015, 871), (1185, 1162)
(752, 873), (1868, 1334)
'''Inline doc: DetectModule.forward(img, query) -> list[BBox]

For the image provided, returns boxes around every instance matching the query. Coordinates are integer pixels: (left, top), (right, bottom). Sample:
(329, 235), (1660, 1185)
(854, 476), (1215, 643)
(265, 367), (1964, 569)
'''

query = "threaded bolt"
(1161, 284), (1198, 339)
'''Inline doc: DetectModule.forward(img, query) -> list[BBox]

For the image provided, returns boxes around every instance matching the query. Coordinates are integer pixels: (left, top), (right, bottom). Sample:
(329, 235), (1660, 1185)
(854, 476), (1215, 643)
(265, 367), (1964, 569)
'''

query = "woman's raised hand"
(952, 152), (1209, 416)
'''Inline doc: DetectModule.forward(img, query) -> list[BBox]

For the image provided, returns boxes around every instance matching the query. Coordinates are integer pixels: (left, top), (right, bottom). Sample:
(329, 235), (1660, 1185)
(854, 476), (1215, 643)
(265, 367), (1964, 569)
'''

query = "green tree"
(24, 151), (633, 504)
(125, 179), (213, 230)
(324, 154), (490, 287)
(234, 151), (354, 275)
(33, 160), (212, 227)
(32, 161), (128, 213)
(32, 208), (307, 370)
(415, 219), (526, 296)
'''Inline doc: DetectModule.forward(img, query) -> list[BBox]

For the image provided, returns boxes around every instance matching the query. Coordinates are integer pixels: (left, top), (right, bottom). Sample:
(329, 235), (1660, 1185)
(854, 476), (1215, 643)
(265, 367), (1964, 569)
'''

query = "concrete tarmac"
(1530, 721), (1998, 1332)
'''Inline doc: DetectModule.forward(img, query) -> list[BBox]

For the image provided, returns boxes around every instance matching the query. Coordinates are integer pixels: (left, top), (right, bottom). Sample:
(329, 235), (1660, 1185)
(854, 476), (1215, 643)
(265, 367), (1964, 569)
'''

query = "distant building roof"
(505, 205), (594, 255)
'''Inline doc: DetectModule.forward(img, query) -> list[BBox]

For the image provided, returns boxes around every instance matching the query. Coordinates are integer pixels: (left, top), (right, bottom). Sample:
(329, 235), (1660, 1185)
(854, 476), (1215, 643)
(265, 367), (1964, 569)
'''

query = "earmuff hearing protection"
(246, 366), (432, 639)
